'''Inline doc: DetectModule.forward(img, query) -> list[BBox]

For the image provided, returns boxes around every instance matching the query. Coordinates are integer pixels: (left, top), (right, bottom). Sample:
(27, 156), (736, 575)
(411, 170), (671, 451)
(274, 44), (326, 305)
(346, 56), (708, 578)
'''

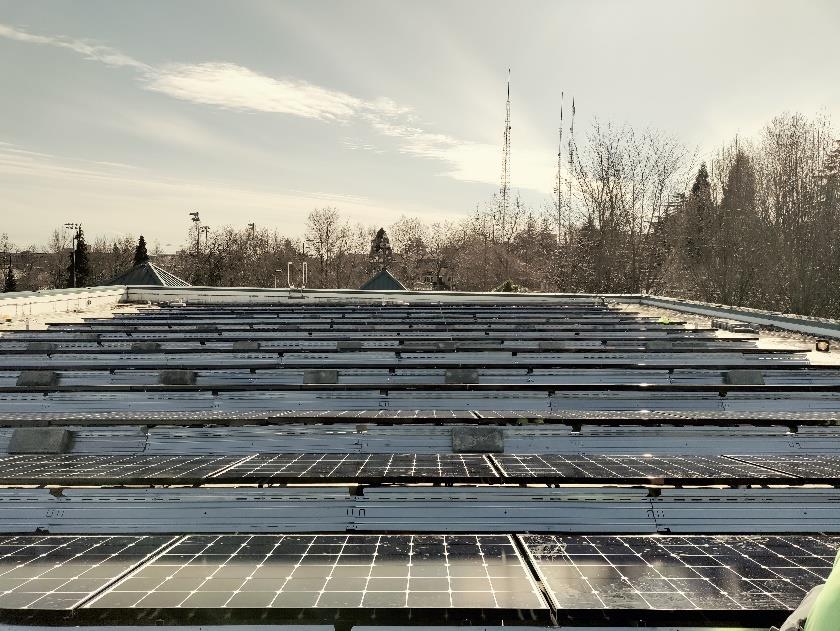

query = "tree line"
(2, 110), (840, 318)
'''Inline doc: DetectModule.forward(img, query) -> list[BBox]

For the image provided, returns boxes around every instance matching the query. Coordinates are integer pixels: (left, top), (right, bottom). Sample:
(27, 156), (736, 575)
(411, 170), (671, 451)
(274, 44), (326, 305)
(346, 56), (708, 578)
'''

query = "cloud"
(0, 22), (553, 194)
(0, 23), (148, 70)
(145, 62), (364, 121)
(366, 119), (555, 193)
(0, 142), (459, 247)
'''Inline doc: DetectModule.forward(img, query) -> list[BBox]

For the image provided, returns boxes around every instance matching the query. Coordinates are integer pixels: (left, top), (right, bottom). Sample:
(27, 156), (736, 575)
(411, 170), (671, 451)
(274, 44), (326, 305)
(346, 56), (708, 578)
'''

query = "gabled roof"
(106, 261), (190, 287)
(359, 268), (406, 291)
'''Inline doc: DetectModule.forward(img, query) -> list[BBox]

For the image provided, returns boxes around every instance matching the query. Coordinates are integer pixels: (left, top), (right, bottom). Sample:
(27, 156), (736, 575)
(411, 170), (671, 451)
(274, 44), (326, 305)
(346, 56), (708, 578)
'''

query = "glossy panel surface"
(90, 534), (546, 610)
(521, 534), (840, 611)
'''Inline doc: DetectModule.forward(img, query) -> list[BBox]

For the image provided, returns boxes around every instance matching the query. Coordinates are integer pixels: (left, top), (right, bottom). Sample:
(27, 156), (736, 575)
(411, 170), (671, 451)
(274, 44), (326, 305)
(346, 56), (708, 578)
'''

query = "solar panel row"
(1, 533), (836, 618)
(1, 453), (836, 485)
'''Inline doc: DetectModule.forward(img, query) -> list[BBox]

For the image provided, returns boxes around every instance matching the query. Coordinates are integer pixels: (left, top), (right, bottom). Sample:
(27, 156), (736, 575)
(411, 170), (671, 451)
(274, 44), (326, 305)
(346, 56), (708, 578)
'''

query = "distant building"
(359, 268), (406, 291)
(414, 259), (453, 291)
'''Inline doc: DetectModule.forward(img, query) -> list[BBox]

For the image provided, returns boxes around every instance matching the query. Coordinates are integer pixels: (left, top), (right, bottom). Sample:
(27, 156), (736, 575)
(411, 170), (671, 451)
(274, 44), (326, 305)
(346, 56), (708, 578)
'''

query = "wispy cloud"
(0, 23), (149, 70)
(0, 141), (457, 246)
(0, 22), (551, 193)
(145, 62), (364, 120)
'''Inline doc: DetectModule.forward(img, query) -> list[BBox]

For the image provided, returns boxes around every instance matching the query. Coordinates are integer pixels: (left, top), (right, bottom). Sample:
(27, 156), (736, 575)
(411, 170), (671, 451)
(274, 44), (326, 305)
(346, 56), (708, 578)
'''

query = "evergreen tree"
(67, 226), (91, 287)
(3, 261), (16, 292)
(368, 228), (394, 271)
(719, 149), (760, 305)
(691, 162), (711, 197)
(682, 163), (714, 265)
(133, 235), (149, 266)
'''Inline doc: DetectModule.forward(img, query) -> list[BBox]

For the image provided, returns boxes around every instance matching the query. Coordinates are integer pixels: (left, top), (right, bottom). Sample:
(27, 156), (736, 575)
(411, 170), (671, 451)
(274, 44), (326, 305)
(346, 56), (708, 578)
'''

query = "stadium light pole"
(189, 211), (200, 256)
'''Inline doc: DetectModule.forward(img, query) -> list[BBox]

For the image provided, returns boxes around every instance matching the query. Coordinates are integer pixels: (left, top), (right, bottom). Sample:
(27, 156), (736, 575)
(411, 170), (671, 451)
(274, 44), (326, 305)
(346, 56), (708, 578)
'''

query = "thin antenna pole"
(498, 68), (511, 243)
(556, 91), (564, 244)
(567, 97), (576, 233)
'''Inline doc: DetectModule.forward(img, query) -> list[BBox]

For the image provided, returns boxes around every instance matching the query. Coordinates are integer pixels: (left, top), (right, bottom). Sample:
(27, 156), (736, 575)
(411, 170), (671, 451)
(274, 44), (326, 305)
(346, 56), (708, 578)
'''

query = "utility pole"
(497, 69), (511, 243)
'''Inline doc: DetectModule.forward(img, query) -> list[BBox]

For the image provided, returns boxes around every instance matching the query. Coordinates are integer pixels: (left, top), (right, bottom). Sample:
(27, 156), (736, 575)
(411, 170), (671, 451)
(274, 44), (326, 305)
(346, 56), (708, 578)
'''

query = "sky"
(1, 0), (839, 251)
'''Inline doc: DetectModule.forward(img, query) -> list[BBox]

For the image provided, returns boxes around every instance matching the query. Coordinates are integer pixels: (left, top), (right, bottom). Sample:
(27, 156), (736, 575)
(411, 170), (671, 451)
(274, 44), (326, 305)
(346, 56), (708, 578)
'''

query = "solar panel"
(212, 453), (498, 483)
(491, 454), (792, 483)
(0, 535), (173, 609)
(88, 534), (546, 611)
(0, 455), (243, 485)
(521, 534), (840, 612)
(725, 454), (840, 480)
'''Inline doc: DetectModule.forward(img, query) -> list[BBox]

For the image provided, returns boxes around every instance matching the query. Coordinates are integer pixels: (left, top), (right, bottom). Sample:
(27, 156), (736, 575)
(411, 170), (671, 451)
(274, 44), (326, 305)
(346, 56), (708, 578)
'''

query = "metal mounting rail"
(3, 382), (840, 394)
(0, 359), (817, 371)
(4, 409), (840, 428)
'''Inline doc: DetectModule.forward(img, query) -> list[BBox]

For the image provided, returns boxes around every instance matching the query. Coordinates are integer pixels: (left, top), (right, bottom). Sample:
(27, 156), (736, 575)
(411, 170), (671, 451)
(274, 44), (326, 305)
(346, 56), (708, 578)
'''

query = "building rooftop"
(1, 285), (839, 629)
(359, 268), (407, 291)
(106, 260), (190, 287)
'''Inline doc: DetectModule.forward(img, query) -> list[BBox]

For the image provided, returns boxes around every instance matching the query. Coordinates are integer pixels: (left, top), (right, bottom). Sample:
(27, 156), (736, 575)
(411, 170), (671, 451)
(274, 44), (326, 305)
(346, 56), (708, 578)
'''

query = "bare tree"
(305, 207), (353, 288)
(389, 216), (429, 288)
(571, 121), (689, 293)
(757, 112), (837, 315)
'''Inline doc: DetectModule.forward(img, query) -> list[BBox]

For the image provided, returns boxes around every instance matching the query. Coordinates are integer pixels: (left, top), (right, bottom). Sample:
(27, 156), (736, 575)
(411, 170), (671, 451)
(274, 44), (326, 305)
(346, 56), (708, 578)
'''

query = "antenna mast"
(555, 91), (564, 244)
(498, 69), (511, 241)
(567, 97), (576, 234)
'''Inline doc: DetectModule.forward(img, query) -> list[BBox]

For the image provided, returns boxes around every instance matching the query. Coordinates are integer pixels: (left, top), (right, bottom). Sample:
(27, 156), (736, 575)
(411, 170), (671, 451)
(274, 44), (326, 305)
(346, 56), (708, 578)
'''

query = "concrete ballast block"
(724, 369), (765, 385)
(159, 369), (197, 385)
(403, 341), (455, 351)
(8, 427), (73, 454)
(16, 370), (60, 387)
(232, 341), (261, 351)
(451, 427), (504, 453)
(730, 326), (757, 334)
(303, 369), (339, 384)
(445, 368), (479, 384)
(130, 341), (162, 352)
(26, 342), (56, 352)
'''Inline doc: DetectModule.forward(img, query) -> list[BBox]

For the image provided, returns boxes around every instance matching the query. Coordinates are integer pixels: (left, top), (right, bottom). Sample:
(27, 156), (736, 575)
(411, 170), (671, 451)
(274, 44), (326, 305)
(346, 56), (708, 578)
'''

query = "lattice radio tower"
(497, 69), (512, 241)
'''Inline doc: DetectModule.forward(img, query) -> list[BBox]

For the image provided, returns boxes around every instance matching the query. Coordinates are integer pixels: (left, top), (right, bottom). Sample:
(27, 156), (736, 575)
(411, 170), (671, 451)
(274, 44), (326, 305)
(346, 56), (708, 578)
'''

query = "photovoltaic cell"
(491, 454), (791, 483)
(521, 534), (840, 612)
(88, 534), (546, 610)
(0, 455), (242, 485)
(725, 454), (840, 480)
(0, 535), (173, 609)
(212, 453), (498, 483)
